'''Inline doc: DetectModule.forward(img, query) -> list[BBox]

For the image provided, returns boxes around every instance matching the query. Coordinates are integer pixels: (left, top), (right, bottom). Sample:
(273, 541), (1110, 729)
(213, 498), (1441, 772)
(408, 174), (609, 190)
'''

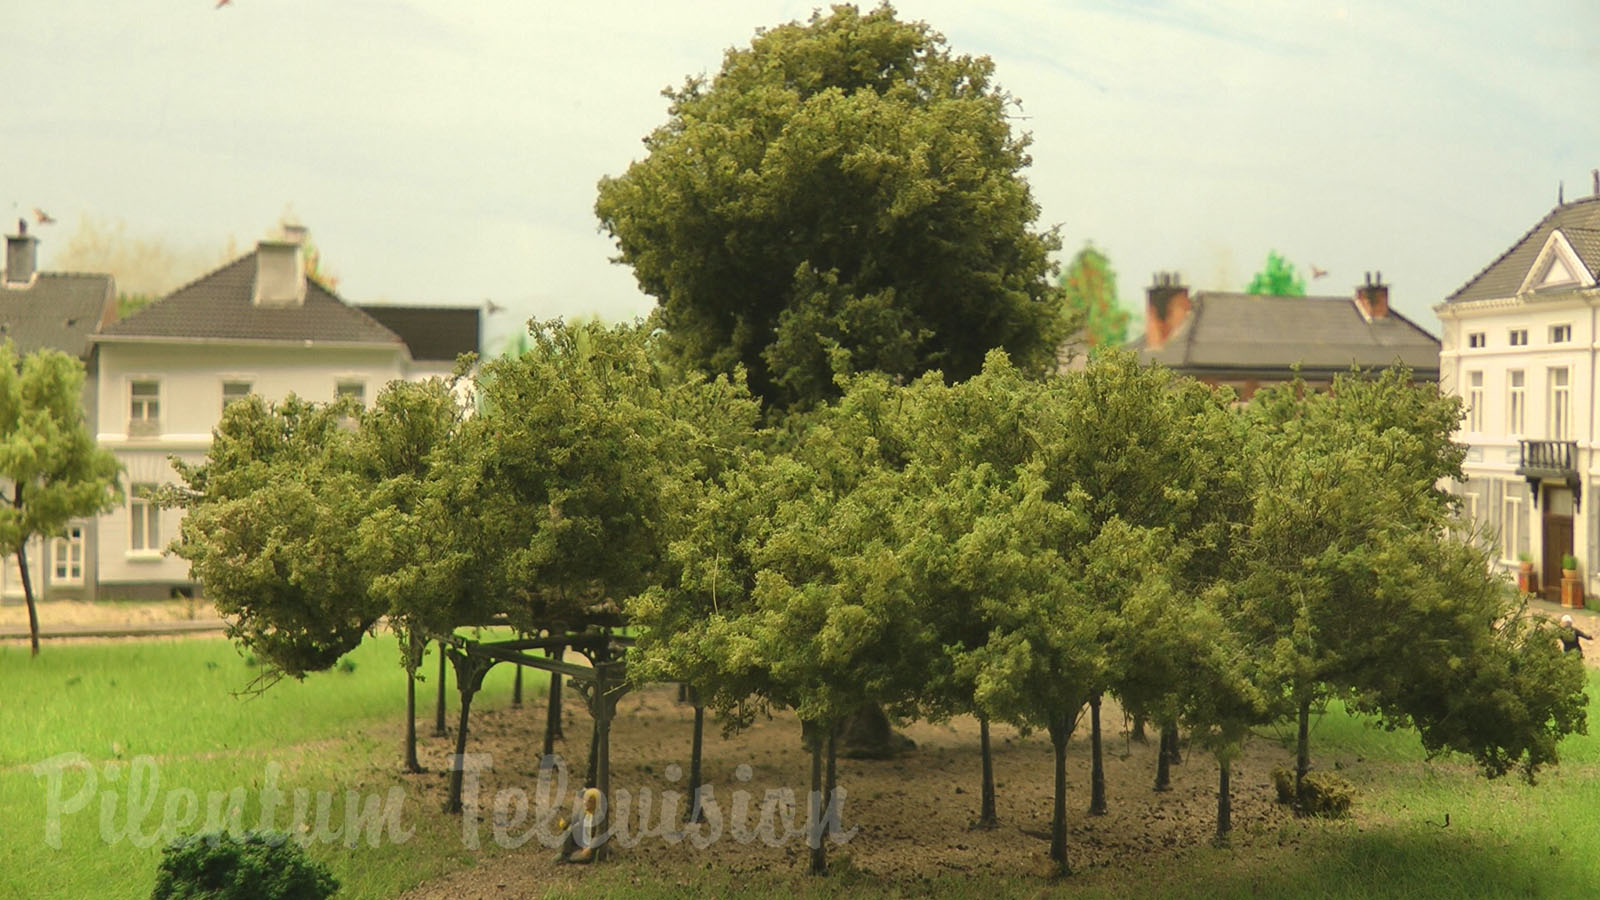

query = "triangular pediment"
(1520, 229), (1595, 293)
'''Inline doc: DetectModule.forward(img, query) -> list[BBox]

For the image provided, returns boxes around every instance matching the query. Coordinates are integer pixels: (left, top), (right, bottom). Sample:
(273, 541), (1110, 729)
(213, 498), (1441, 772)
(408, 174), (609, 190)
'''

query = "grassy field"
(0, 633), (525, 899)
(5, 635), (1600, 899)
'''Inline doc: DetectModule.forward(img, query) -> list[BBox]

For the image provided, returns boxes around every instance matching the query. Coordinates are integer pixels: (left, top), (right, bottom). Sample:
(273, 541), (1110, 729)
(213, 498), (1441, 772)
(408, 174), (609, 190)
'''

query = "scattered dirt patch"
(395, 685), (1306, 897)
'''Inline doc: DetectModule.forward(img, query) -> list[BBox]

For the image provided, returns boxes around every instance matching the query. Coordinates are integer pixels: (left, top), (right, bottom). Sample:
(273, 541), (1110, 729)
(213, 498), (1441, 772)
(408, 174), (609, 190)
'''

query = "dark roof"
(1132, 293), (1440, 376)
(97, 252), (403, 348)
(0, 272), (115, 360)
(357, 305), (481, 362)
(1446, 196), (1600, 303)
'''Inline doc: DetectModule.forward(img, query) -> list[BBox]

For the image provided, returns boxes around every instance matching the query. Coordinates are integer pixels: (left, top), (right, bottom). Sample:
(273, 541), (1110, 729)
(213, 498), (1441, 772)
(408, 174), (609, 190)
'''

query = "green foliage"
(1246, 250), (1307, 297)
(1058, 244), (1128, 355)
(151, 831), (337, 900)
(1563, 553), (1578, 571)
(115, 292), (157, 322)
(1272, 767), (1354, 818)
(596, 3), (1065, 412)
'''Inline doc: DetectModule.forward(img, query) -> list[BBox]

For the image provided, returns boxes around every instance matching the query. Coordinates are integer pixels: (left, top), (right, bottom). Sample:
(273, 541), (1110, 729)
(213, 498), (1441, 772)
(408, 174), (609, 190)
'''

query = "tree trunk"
(1163, 723), (1182, 764)
(594, 661), (612, 863)
(1088, 694), (1106, 816)
(687, 694), (705, 824)
(1215, 757), (1232, 843)
(978, 715), (997, 827)
(17, 542), (40, 657)
(1047, 712), (1072, 875)
(1131, 714), (1147, 743)
(1154, 727), (1172, 792)
(433, 642), (448, 737)
(1295, 695), (1311, 807)
(404, 671), (424, 773)
(809, 728), (827, 875)
(443, 657), (480, 814)
(511, 664), (523, 707)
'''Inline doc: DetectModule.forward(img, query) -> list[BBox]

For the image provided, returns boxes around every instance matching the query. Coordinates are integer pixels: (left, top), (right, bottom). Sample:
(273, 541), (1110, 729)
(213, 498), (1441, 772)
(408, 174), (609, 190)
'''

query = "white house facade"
(1437, 189), (1600, 600)
(87, 228), (479, 600)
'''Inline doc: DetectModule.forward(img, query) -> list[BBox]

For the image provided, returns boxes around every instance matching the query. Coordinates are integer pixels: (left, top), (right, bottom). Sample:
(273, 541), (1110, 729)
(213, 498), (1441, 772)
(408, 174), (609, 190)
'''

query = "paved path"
(0, 618), (228, 641)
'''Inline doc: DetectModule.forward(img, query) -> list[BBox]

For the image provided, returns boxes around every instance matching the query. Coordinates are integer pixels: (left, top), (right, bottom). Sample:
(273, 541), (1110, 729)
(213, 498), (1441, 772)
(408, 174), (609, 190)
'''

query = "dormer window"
(1521, 230), (1594, 293)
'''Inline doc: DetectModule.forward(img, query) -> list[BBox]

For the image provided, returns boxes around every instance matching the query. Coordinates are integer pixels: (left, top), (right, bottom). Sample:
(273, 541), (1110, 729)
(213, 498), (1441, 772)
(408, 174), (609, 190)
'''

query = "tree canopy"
(1246, 250), (1307, 297)
(595, 3), (1065, 412)
(1058, 244), (1128, 355)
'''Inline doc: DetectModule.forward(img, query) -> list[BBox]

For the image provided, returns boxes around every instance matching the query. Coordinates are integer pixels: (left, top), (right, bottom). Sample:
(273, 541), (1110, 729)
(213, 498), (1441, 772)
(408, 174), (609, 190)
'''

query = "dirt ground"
(0, 598), (217, 630)
(394, 685), (1306, 898)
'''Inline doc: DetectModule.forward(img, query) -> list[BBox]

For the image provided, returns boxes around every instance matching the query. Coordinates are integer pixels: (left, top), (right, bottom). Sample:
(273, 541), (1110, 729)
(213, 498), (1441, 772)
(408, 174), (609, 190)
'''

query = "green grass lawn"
(0, 633), (526, 899)
(5, 635), (1600, 899)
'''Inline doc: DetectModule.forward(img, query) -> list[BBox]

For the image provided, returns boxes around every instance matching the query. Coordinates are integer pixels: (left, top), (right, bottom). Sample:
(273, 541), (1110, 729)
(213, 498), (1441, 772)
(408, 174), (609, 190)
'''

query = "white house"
(1436, 185), (1600, 600)
(88, 227), (479, 600)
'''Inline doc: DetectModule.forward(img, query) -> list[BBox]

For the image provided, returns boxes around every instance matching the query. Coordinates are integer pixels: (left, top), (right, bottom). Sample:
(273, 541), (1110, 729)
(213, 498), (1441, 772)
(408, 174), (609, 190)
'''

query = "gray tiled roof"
(98, 253), (403, 348)
(1134, 292), (1440, 375)
(0, 272), (115, 360)
(357, 305), (480, 362)
(1446, 196), (1600, 303)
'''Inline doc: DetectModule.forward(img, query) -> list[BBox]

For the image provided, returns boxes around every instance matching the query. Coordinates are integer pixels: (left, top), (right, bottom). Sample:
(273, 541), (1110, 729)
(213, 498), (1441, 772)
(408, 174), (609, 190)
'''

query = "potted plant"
(1517, 551), (1537, 595)
(1562, 554), (1584, 609)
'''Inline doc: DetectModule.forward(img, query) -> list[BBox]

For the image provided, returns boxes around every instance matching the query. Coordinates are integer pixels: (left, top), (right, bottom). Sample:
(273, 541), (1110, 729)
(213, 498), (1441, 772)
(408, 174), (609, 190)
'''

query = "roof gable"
(97, 252), (404, 349)
(1519, 229), (1594, 293)
(1448, 196), (1600, 303)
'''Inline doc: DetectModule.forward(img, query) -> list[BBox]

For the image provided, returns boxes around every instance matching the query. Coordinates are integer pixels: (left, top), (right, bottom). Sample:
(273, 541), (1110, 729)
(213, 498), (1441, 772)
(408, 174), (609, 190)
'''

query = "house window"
(130, 380), (160, 436)
(52, 525), (84, 584)
(335, 380), (366, 408)
(222, 380), (253, 415)
(1501, 494), (1522, 563)
(130, 484), (160, 553)
(1549, 367), (1570, 440)
(1551, 324), (1572, 343)
(1467, 332), (1486, 349)
(1509, 329), (1528, 347)
(1466, 371), (1483, 432)
(1507, 370), (1525, 434)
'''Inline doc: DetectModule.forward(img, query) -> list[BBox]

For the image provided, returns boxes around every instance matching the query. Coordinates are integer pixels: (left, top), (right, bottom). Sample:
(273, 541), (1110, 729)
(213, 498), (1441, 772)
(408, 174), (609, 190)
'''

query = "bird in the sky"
(33, 208), (55, 225)
(485, 300), (505, 315)
(1310, 265), (1328, 279)
(216, 0), (231, 8)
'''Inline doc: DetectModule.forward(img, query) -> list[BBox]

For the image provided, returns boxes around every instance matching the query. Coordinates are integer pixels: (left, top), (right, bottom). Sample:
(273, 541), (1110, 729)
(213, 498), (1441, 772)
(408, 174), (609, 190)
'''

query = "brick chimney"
(252, 224), (307, 307)
(1355, 271), (1389, 320)
(5, 218), (38, 287)
(1144, 272), (1190, 350)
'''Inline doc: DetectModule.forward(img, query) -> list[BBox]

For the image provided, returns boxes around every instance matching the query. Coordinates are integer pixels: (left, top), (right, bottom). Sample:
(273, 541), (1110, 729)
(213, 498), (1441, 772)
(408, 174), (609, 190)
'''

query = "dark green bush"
(151, 831), (338, 900)
(1271, 767), (1354, 818)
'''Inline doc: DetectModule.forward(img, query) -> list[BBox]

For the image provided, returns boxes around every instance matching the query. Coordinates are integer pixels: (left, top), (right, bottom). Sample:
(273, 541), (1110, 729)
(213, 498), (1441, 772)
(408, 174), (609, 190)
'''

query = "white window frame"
(129, 378), (161, 437)
(1501, 494), (1522, 563)
(1509, 329), (1528, 347)
(1466, 370), (1483, 432)
(1467, 332), (1486, 348)
(1550, 323), (1572, 343)
(335, 379), (367, 408)
(1549, 367), (1570, 440)
(1507, 370), (1526, 434)
(52, 525), (84, 584)
(129, 483), (161, 555)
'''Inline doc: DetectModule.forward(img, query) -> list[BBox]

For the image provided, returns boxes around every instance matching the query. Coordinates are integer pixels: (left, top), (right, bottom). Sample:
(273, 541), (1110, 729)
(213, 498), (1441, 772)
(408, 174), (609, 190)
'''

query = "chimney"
(5, 218), (38, 287)
(1355, 270), (1389, 320)
(1144, 271), (1191, 350)
(252, 225), (307, 307)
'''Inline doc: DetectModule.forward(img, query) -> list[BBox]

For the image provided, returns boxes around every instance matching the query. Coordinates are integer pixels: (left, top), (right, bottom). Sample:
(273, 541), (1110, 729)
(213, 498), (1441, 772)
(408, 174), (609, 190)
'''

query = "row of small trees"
(171, 318), (1586, 877)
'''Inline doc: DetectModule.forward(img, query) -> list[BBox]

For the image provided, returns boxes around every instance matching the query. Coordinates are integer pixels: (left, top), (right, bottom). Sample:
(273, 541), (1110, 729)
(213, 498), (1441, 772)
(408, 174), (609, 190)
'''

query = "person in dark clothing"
(1560, 615), (1590, 654)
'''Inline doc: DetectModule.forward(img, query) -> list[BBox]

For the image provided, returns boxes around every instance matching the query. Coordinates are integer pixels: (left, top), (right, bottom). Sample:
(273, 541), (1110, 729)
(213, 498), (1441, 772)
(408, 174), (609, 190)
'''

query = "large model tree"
(1058, 244), (1128, 355)
(0, 342), (122, 656)
(595, 3), (1065, 412)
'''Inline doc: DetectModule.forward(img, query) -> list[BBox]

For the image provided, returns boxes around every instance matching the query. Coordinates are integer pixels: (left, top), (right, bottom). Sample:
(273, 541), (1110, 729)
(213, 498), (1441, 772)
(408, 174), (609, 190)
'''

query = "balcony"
(1516, 439), (1580, 509)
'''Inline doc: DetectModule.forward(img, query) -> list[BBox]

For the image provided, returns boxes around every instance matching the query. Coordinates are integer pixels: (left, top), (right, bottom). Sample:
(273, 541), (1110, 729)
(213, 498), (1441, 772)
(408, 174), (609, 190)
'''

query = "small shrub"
(151, 830), (338, 900)
(1269, 767), (1354, 818)
(337, 657), (357, 675)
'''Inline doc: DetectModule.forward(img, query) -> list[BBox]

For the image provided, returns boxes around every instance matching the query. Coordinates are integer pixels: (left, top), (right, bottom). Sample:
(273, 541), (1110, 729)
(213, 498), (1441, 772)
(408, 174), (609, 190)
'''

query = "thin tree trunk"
(809, 728), (827, 876)
(1088, 694), (1106, 815)
(511, 664), (523, 707)
(1295, 695), (1311, 806)
(978, 715), (997, 827)
(1215, 757), (1232, 843)
(1131, 714), (1147, 743)
(433, 642), (448, 737)
(404, 674), (424, 773)
(444, 657), (480, 814)
(1154, 727), (1172, 792)
(595, 661), (611, 863)
(1048, 712), (1071, 875)
(1164, 723), (1182, 764)
(687, 694), (705, 823)
(17, 543), (40, 657)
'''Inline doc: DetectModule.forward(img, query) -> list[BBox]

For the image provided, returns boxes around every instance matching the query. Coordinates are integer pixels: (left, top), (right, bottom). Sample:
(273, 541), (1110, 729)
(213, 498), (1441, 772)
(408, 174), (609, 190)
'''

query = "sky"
(5, 1), (1598, 352)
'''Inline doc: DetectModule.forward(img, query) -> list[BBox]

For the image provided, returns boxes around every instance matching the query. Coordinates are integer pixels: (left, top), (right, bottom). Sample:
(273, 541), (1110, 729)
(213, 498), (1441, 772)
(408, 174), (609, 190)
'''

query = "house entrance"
(1542, 485), (1575, 602)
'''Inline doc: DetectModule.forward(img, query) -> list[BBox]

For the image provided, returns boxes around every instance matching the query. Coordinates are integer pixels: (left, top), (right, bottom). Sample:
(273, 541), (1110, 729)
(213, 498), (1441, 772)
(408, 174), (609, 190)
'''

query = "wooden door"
(1543, 486), (1575, 602)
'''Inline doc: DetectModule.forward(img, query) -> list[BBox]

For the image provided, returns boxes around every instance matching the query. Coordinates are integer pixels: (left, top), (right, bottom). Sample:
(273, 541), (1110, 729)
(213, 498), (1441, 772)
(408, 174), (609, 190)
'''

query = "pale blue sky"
(5, 1), (1597, 350)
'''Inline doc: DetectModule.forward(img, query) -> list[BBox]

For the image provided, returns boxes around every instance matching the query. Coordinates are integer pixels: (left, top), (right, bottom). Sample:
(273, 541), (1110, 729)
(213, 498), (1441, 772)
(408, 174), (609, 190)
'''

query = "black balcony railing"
(1518, 439), (1577, 473)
